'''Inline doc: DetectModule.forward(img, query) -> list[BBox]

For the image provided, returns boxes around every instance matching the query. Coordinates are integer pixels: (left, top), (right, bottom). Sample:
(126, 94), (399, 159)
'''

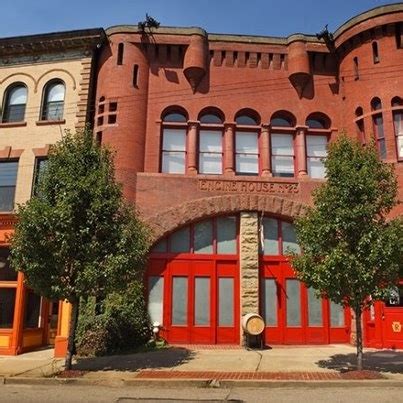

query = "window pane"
(271, 134), (294, 155)
(162, 129), (186, 151)
(0, 288), (16, 328)
(282, 221), (300, 254)
(9, 86), (27, 105)
(330, 302), (345, 327)
(307, 157), (325, 179)
(397, 136), (403, 159)
(373, 115), (385, 139)
(272, 156), (294, 177)
(308, 288), (323, 326)
(263, 279), (277, 326)
(162, 151), (185, 174)
(195, 277), (210, 325)
(0, 162), (18, 212)
(263, 217), (279, 255)
(286, 279), (301, 327)
(194, 220), (213, 254)
(271, 117), (292, 127)
(199, 154), (222, 174)
(236, 115), (257, 125)
(172, 277), (188, 325)
(236, 132), (258, 153)
(24, 290), (41, 328)
(0, 248), (17, 281)
(5, 105), (26, 122)
(218, 278), (234, 326)
(200, 114), (222, 124)
(47, 83), (65, 102)
(163, 113), (186, 122)
(378, 138), (387, 160)
(200, 130), (222, 152)
(44, 101), (64, 121)
(394, 112), (403, 158)
(306, 135), (327, 157)
(151, 239), (167, 253)
(148, 276), (164, 324)
(170, 227), (190, 253)
(236, 154), (258, 174)
(217, 216), (237, 254)
(33, 158), (48, 195)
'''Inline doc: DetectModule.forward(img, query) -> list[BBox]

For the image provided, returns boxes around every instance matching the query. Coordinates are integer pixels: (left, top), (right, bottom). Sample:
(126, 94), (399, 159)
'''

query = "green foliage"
(292, 135), (402, 309)
(10, 127), (150, 302)
(76, 281), (150, 356)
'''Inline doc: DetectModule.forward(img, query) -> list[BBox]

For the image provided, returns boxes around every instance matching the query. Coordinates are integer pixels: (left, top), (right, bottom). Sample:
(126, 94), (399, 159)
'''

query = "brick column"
(239, 211), (259, 320)
(260, 124), (272, 176)
(187, 121), (199, 174)
(224, 122), (235, 175)
(295, 125), (308, 177)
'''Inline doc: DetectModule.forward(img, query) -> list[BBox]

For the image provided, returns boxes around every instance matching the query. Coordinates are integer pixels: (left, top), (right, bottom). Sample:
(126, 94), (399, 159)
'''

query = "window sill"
(36, 119), (65, 126)
(0, 122), (27, 128)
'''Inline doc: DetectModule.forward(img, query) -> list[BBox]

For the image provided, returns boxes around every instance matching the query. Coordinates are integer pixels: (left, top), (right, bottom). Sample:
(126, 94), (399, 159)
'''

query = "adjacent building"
(0, 29), (104, 355)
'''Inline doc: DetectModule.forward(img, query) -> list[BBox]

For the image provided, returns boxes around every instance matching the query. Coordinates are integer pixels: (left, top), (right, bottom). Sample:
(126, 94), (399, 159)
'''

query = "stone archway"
(145, 194), (309, 243)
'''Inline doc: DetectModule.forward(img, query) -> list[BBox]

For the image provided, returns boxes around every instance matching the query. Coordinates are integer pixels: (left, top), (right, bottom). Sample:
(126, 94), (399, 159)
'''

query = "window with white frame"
(271, 133), (294, 177)
(41, 80), (65, 121)
(199, 130), (223, 174)
(235, 131), (259, 175)
(306, 135), (327, 179)
(161, 128), (187, 174)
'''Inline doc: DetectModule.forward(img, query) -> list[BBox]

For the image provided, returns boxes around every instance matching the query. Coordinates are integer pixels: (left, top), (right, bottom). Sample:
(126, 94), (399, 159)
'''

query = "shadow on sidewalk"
(317, 350), (403, 373)
(73, 347), (195, 372)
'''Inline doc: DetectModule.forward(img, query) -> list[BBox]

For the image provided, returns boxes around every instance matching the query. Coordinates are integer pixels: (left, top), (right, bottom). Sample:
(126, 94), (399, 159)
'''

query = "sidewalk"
(1, 345), (403, 386)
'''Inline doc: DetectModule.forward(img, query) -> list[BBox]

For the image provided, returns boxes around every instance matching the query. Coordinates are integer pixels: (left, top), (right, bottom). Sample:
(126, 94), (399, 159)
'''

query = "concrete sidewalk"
(1, 345), (403, 383)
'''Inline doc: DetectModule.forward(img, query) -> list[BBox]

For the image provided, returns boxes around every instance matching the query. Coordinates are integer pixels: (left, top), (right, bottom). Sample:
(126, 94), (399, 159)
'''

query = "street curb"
(1, 376), (403, 389)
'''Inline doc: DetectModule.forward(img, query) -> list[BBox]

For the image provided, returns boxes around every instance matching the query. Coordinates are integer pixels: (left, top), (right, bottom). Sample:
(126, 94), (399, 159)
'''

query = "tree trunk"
(64, 299), (79, 370)
(354, 306), (363, 371)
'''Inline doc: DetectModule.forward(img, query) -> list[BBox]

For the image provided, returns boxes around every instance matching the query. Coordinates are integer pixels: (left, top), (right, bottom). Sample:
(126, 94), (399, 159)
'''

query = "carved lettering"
(198, 179), (300, 194)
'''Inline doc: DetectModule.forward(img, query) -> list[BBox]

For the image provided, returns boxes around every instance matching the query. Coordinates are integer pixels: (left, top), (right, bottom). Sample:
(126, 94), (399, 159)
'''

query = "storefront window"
(0, 288), (16, 328)
(216, 216), (237, 254)
(0, 248), (17, 281)
(24, 290), (41, 328)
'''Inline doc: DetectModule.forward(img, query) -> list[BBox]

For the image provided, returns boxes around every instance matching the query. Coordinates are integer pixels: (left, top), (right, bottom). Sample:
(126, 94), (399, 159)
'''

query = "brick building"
(0, 29), (105, 355)
(94, 4), (402, 349)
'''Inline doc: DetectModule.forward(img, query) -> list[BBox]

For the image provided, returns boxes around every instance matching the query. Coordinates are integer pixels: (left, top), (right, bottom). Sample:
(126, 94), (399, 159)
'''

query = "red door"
(148, 257), (239, 345)
(260, 258), (350, 345)
(381, 283), (403, 349)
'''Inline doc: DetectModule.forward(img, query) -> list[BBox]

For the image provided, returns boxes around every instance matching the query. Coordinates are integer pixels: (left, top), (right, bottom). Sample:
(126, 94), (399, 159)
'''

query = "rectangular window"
(306, 135), (327, 178)
(235, 132), (259, 175)
(216, 216), (237, 254)
(194, 220), (213, 254)
(330, 301), (345, 327)
(282, 221), (300, 254)
(373, 114), (387, 160)
(308, 288), (323, 326)
(148, 276), (164, 324)
(0, 161), (18, 212)
(194, 277), (210, 325)
(271, 133), (294, 177)
(32, 158), (48, 196)
(172, 277), (188, 325)
(263, 278), (277, 326)
(393, 111), (403, 159)
(199, 130), (222, 174)
(262, 217), (279, 255)
(24, 290), (41, 328)
(161, 128), (186, 173)
(218, 277), (234, 326)
(170, 227), (190, 253)
(286, 279), (301, 327)
(0, 288), (16, 328)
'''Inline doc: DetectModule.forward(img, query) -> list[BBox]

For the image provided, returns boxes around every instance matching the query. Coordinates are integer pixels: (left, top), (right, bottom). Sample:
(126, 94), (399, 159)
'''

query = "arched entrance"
(147, 211), (351, 346)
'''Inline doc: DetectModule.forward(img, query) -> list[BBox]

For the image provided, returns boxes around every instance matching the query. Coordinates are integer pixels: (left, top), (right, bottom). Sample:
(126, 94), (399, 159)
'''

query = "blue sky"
(1, 0), (401, 38)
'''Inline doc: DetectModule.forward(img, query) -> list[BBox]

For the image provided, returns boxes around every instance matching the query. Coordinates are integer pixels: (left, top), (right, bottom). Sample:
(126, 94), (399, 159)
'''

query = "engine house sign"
(199, 179), (299, 194)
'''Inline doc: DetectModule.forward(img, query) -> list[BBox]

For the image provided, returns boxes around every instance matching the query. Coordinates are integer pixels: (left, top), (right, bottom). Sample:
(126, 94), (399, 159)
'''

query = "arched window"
(371, 98), (386, 159)
(270, 111), (295, 128)
(198, 108), (224, 174)
(392, 97), (403, 159)
(2, 83), (27, 123)
(305, 113), (331, 130)
(161, 108), (188, 173)
(372, 42), (379, 63)
(41, 80), (65, 121)
(234, 109), (260, 175)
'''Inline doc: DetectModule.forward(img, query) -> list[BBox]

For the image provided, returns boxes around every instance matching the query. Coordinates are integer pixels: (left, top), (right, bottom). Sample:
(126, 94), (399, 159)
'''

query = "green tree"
(10, 128), (150, 370)
(292, 135), (402, 370)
